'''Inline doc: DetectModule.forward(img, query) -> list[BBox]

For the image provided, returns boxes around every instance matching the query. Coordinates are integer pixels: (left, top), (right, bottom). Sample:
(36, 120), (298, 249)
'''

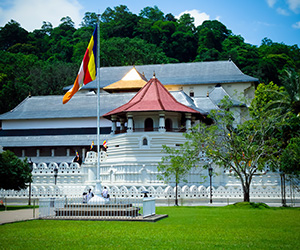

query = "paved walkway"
(0, 208), (39, 225)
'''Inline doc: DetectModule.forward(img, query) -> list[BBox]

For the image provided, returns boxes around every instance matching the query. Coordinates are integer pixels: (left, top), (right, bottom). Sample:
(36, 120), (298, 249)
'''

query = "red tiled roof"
(103, 77), (201, 119)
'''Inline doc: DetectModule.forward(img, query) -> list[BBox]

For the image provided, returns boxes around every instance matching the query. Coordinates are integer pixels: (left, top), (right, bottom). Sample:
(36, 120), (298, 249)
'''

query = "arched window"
(143, 138), (148, 145)
(165, 118), (172, 132)
(144, 118), (153, 131)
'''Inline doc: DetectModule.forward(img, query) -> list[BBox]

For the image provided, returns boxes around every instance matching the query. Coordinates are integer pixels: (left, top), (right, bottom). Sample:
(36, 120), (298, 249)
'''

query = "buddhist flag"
(90, 141), (94, 150)
(103, 140), (107, 148)
(63, 26), (97, 104)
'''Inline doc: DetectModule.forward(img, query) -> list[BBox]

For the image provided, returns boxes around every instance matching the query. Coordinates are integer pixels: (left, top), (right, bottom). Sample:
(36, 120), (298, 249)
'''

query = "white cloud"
(176, 9), (210, 26)
(0, 0), (83, 31)
(276, 7), (290, 15)
(266, 0), (277, 8)
(286, 0), (300, 12)
(292, 21), (300, 28)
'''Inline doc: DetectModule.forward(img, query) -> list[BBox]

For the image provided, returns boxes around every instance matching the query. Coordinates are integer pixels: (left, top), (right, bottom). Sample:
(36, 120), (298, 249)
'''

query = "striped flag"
(63, 26), (97, 104)
(103, 140), (107, 148)
(90, 141), (94, 150)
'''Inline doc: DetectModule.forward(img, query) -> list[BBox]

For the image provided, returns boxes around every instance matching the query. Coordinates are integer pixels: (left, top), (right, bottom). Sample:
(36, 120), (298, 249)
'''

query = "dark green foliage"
(280, 137), (300, 177)
(101, 37), (172, 66)
(0, 150), (32, 190)
(227, 202), (270, 209)
(0, 20), (28, 50)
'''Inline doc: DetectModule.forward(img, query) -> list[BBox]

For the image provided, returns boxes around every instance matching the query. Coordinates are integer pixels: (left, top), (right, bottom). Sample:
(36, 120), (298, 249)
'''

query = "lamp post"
(28, 158), (33, 206)
(54, 166), (58, 185)
(208, 165), (213, 204)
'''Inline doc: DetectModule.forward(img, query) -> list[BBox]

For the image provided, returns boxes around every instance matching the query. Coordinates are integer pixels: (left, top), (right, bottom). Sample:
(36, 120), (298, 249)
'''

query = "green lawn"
(0, 205), (299, 249)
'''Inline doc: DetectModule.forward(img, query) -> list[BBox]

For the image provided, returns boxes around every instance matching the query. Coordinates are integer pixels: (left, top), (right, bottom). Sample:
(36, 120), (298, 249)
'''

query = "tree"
(0, 20), (28, 50)
(101, 37), (171, 66)
(139, 6), (164, 21)
(101, 5), (140, 38)
(170, 14), (198, 62)
(185, 98), (277, 202)
(0, 150), (32, 190)
(158, 144), (197, 206)
(281, 137), (300, 177)
(81, 12), (98, 27)
(249, 79), (300, 206)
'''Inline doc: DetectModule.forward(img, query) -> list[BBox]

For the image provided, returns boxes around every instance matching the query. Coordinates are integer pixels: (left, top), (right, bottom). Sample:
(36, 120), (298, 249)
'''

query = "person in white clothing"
(102, 187), (108, 198)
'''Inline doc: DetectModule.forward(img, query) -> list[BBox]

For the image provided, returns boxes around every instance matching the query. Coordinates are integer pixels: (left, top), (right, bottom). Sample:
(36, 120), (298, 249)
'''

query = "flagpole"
(95, 15), (101, 195)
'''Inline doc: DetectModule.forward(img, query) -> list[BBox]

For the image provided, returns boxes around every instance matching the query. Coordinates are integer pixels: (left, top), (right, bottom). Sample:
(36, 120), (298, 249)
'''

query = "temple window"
(143, 138), (148, 146)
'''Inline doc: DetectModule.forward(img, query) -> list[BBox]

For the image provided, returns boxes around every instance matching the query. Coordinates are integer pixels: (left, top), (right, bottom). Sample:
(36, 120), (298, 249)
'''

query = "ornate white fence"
(1, 161), (299, 205)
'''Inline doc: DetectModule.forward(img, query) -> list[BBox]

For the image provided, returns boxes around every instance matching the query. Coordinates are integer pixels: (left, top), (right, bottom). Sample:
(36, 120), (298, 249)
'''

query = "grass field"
(0, 204), (299, 249)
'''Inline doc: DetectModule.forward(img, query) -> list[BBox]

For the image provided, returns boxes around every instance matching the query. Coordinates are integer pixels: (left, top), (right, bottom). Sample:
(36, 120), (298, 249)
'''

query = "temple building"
(1, 60), (292, 203)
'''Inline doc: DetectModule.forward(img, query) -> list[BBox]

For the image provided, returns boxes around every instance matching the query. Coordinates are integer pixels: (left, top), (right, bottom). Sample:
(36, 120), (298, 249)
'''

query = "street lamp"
(208, 165), (213, 204)
(54, 166), (58, 185)
(28, 158), (33, 206)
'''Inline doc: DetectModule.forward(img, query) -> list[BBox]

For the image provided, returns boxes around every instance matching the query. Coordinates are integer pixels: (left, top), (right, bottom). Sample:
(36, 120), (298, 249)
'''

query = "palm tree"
(264, 70), (300, 206)
(267, 70), (300, 117)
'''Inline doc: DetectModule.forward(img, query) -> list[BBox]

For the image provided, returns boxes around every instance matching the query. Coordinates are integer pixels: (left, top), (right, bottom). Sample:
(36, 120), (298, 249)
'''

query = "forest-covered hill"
(0, 5), (299, 114)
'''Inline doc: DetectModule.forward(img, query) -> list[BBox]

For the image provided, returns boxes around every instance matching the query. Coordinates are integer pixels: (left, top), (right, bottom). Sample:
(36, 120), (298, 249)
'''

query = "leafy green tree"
(81, 12), (98, 27)
(170, 14), (198, 62)
(30, 61), (77, 96)
(46, 16), (76, 62)
(198, 20), (231, 53)
(101, 5), (140, 39)
(71, 26), (95, 64)
(249, 80), (300, 206)
(158, 144), (197, 206)
(249, 82), (285, 117)
(165, 13), (177, 22)
(0, 20), (28, 50)
(185, 98), (277, 202)
(0, 51), (37, 113)
(280, 137), (300, 177)
(139, 6), (164, 21)
(258, 38), (300, 84)
(101, 37), (171, 66)
(0, 150), (32, 190)
(279, 70), (300, 116)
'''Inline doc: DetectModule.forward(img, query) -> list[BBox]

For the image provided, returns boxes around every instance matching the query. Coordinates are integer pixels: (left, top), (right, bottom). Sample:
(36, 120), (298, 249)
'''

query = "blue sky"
(0, 0), (299, 46)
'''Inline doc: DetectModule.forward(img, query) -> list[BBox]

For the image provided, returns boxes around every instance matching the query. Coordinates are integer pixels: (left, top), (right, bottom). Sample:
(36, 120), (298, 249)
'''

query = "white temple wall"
(105, 132), (186, 163)
(165, 82), (253, 99)
(0, 160), (298, 204)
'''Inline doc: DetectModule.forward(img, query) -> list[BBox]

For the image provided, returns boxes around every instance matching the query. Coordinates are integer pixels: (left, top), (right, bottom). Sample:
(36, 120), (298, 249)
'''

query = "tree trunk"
(243, 184), (250, 202)
(280, 173), (287, 207)
(175, 181), (178, 206)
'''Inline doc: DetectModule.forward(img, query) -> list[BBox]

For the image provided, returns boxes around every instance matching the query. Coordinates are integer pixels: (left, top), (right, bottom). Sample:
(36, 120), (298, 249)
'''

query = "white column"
(51, 149), (55, 157)
(159, 113), (166, 132)
(111, 115), (117, 134)
(127, 114), (133, 133)
(22, 149), (25, 157)
(66, 148), (70, 156)
(36, 149), (40, 157)
(82, 148), (86, 162)
(185, 113), (192, 131)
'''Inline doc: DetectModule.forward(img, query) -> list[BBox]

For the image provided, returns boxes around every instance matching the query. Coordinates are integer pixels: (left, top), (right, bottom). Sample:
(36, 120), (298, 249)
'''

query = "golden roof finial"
(207, 91), (209, 97)
(153, 71), (156, 79)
